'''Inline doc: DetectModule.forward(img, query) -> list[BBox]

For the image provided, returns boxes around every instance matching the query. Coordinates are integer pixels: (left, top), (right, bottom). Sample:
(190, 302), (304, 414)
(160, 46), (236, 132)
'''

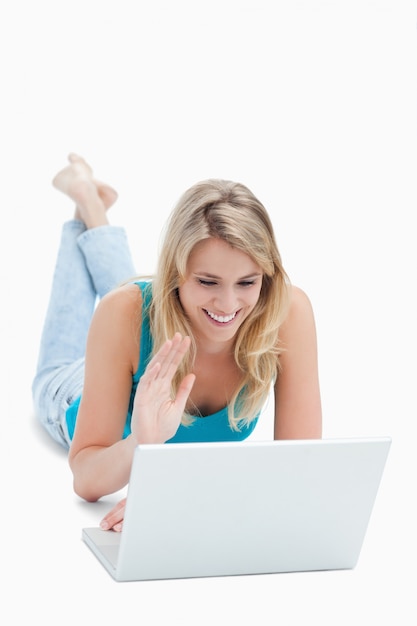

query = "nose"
(213, 287), (239, 314)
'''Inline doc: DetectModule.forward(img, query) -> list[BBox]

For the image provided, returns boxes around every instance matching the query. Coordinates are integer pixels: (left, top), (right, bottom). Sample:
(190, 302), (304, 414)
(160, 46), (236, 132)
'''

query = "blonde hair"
(148, 179), (290, 430)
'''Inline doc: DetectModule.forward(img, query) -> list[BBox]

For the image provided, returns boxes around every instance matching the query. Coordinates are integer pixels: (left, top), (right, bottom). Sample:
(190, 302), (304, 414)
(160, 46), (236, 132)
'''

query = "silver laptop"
(82, 437), (391, 582)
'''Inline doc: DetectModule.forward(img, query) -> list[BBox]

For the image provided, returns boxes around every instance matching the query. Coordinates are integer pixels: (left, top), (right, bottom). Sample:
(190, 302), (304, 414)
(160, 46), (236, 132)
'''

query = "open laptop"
(82, 437), (391, 582)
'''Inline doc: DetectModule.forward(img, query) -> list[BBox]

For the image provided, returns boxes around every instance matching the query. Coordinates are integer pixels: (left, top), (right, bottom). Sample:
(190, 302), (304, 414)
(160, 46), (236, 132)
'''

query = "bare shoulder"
(100, 281), (142, 306)
(278, 284), (318, 356)
(87, 283), (143, 363)
(94, 282), (142, 323)
(281, 285), (316, 333)
(288, 284), (314, 312)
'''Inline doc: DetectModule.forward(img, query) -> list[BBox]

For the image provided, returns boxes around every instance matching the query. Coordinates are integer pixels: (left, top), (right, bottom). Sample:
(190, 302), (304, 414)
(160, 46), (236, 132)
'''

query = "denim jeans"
(32, 220), (136, 448)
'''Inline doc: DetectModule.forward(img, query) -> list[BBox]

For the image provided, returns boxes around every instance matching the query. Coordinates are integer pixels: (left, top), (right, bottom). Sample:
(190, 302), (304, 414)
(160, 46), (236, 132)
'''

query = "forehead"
(187, 238), (261, 274)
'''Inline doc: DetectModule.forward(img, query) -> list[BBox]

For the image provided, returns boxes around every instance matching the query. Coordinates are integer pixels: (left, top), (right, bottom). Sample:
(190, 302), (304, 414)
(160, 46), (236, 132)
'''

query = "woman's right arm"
(68, 283), (142, 502)
(68, 284), (195, 503)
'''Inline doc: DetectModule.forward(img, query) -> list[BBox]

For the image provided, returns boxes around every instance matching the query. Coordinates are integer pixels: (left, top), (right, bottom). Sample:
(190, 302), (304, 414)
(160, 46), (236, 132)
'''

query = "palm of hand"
(131, 334), (195, 444)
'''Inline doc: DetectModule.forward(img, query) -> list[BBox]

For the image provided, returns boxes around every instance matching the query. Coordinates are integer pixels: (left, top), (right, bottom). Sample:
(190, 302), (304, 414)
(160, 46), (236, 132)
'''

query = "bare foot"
(52, 154), (114, 228)
(70, 154), (119, 208)
(95, 180), (118, 211)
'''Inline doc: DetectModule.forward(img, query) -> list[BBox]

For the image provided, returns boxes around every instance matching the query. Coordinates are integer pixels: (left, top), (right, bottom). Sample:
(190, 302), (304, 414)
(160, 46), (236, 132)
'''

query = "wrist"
(130, 424), (167, 445)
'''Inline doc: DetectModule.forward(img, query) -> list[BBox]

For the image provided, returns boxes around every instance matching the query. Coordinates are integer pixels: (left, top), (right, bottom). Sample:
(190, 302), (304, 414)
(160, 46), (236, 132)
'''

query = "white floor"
(4, 408), (414, 624)
(2, 1), (417, 624)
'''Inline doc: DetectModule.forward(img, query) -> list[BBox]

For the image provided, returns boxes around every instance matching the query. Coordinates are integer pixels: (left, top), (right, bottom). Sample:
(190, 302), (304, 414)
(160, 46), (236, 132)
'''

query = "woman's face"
(178, 238), (263, 350)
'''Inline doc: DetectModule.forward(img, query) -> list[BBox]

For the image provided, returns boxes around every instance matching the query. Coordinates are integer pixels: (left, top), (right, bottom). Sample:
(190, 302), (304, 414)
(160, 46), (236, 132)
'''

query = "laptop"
(82, 437), (391, 582)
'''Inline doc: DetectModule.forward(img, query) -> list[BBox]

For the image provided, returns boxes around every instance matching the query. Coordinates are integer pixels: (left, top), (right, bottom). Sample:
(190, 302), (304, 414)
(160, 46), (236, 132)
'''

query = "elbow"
(72, 477), (100, 503)
(69, 455), (101, 502)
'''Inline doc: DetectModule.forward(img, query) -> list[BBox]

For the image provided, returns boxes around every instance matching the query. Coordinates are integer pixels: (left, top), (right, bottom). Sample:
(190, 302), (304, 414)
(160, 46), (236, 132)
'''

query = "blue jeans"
(32, 220), (136, 448)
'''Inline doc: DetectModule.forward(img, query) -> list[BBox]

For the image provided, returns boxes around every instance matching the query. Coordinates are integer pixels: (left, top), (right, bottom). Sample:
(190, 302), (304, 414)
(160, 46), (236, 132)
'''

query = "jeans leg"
(32, 220), (96, 446)
(32, 221), (137, 448)
(34, 220), (95, 375)
(77, 225), (136, 298)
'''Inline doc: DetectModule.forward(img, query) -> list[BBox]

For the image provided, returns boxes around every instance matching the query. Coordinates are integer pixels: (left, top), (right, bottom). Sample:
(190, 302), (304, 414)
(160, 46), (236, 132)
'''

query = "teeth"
(205, 310), (237, 323)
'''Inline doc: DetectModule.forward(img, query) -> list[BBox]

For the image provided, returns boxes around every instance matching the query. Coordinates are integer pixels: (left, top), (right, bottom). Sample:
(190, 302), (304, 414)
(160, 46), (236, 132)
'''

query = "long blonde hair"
(148, 179), (290, 430)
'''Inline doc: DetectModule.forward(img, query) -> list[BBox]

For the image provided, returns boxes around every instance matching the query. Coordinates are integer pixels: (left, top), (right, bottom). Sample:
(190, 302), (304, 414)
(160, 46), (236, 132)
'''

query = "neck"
(194, 335), (235, 359)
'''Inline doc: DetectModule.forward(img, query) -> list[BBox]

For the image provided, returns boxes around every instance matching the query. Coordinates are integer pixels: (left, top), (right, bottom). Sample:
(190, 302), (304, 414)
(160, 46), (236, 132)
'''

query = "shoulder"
(288, 284), (313, 307)
(96, 282), (143, 318)
(287, 284), (314, 319)
(279, 285), (317, 346)
(87, 283), (143, 354)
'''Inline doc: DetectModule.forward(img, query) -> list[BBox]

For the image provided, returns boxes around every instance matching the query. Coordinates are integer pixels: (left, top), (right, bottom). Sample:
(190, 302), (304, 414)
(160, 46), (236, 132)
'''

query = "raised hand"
(131, 333), (196, 444)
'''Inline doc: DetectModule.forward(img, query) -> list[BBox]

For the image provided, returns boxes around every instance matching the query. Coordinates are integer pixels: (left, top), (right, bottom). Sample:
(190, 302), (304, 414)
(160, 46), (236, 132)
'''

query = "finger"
(100, 498), (126, 530)
(174, 373), (196, 411)
(100, 508), (125, 531)
(157, 335), (191, 380)
(139, 335), (190, 394)
(137, 360), (161, 390)
(141, 336), (176, 373)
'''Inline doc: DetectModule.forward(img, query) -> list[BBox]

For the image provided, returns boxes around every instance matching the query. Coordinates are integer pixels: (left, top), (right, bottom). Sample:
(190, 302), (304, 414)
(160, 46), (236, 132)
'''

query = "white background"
(1, 1), (416, 623)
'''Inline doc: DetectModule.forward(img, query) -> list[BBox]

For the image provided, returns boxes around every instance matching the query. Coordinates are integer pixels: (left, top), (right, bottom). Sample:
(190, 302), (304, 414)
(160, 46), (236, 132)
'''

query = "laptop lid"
(83, 437), (391, 581)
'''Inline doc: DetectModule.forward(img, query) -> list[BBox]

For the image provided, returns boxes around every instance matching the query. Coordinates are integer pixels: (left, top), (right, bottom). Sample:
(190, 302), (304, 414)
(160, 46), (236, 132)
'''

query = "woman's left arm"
(274, 285), (322, 439)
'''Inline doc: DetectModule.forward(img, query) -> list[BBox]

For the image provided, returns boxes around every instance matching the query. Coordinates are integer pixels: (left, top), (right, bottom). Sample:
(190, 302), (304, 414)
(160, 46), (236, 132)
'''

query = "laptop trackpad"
(83, 528), (120, 570)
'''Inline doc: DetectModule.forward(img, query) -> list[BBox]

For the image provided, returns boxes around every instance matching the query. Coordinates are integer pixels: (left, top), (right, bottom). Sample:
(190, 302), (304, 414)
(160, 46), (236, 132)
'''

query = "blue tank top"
(65, 281), (258, 443)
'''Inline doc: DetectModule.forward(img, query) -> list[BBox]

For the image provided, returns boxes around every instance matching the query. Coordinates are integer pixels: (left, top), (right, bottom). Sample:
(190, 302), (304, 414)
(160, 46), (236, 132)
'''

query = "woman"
(32, 154), (322, 530)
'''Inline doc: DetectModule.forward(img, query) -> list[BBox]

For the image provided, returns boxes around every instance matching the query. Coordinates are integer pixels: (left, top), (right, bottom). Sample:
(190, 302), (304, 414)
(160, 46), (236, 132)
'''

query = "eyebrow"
(193, 272), (262, 280)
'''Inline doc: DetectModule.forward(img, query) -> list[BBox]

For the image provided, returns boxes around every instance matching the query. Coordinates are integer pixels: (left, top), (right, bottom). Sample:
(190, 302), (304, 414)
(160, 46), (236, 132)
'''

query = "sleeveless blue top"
(65, 281), (259, 443)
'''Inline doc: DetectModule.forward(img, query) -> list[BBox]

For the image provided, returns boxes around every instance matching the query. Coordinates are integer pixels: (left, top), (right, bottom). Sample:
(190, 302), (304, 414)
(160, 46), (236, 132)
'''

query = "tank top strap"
(134, 281), (153, 381)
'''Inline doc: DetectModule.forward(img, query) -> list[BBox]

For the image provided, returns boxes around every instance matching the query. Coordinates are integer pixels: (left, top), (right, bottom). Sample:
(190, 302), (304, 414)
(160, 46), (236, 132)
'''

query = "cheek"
(250, 286), (263, 305)
(177, 283), (197, 314)
(245, 288), (263, 313)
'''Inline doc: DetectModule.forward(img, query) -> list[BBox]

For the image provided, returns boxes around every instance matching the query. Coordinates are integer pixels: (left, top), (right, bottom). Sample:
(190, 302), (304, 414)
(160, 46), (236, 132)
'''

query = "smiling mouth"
(203, 309), (239, 324)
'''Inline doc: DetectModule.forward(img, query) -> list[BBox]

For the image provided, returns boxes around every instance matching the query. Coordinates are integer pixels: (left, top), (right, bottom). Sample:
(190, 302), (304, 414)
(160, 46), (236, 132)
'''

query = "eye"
(198, 279), (217, 286)
(238, 280), (256, 287)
